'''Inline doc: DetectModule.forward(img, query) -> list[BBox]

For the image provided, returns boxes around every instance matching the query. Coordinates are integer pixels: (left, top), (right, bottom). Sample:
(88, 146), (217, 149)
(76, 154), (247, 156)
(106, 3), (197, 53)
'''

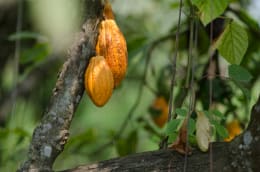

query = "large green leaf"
(215, 22), (248, 65)
(192, 0), (228, 25)
(210, 109), (226, 120)
(228, 64), (253, 83)
(175, 108), (188, 117)
(168, 132), (178, 143)
(165, 119), (182, 135)
(211, 121), (229, 139)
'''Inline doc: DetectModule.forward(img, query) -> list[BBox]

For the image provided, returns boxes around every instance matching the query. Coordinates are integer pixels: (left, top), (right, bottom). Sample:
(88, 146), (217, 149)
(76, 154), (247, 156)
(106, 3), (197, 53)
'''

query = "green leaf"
(165, 119), (182, 135)
(211, 109), (225, 120)
(8, 31), (48, 41)
(192, 0), (228, 25)
(215, 22), (248, 65)
(212, 121), (229, 139)
(175, 108), (188, 117)
(20, 43), (50, 64)
(168, 132), (178, 143)
(228, 64), (253, 83)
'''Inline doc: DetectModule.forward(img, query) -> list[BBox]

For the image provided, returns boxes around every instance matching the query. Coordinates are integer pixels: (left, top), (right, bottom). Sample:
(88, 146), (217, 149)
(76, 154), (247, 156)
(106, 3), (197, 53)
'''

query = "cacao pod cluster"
(84, 1), (128, 107)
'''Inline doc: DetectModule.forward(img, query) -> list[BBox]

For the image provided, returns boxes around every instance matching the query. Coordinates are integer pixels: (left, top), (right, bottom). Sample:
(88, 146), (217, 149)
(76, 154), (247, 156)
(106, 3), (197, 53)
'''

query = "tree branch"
(17, 0), (103, 171)
(60, 96), (260, 172)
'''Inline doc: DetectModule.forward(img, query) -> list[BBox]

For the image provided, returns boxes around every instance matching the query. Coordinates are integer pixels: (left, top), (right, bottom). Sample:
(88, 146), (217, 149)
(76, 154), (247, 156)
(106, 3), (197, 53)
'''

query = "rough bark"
(60, 96), (259, 172)
(17, 0), (103, 171)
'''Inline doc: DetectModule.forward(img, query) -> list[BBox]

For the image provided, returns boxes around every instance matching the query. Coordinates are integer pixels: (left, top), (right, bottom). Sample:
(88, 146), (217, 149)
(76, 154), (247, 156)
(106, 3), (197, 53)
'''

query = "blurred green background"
(0, 0), (259, 171)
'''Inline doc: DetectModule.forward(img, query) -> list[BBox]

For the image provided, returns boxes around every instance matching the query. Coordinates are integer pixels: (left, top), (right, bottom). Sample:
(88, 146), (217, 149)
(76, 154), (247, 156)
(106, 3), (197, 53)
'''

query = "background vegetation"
(0, 0), (259, 171)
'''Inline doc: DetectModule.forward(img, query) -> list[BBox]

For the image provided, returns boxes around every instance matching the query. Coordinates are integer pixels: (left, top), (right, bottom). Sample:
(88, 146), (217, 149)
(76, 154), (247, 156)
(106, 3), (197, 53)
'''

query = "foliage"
(228, 64), (253, 83)
(192, 0), (228, 25)
(0, 0), (259, 171)
(214, 21), (248, 65)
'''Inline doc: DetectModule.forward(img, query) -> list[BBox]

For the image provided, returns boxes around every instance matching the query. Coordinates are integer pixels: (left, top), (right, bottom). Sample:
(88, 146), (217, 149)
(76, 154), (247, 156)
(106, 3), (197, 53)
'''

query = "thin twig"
(10, 0), (23, 122)
(158, 0), (184, 151)
(184, 6), (195, 172)
(158, 0), (184, 150)
(209, 0), (214, 171)
(168, 0), (183, 121)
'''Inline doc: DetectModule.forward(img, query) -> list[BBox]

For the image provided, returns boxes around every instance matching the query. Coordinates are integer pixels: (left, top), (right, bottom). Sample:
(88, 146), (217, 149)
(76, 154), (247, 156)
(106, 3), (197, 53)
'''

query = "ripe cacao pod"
(84, 56), (114, 106)
(96, 2), (128, 87)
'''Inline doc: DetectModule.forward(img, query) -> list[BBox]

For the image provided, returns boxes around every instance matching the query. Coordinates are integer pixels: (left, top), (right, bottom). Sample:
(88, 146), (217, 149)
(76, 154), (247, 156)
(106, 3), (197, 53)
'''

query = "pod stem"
(103, 0), (114, 20)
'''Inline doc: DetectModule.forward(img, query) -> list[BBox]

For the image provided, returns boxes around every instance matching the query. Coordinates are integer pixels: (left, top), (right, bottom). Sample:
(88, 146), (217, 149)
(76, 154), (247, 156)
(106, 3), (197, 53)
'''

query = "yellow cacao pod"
(96, 3), (128, 87)
(84, 56), (114, 106)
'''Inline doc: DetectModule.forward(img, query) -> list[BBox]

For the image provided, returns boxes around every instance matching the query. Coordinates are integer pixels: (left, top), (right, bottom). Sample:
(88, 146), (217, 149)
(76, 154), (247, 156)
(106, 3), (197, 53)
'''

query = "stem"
(10, 0), (23, 123)
(168, 0), (184, 122)
(184, 6), (196, 172)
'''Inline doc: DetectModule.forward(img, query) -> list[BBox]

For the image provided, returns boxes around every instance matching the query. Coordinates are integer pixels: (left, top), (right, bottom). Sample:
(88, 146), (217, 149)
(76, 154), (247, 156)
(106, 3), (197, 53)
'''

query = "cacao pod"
(96, 2), (128, 87)
(85, 56), (114, 106)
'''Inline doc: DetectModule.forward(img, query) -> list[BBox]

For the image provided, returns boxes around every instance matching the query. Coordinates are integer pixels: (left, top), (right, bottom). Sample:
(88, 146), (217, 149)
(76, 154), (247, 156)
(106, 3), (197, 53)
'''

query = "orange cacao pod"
(96, 2), (128, 87)
(84, 56), (114, 106)
(150, 96), (169, 128)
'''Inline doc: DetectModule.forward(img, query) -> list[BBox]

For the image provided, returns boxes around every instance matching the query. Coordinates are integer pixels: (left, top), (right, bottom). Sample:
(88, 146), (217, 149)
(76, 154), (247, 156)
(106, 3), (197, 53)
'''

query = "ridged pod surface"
(84, 56), (114, 106)
(95, 2), (128, 87)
